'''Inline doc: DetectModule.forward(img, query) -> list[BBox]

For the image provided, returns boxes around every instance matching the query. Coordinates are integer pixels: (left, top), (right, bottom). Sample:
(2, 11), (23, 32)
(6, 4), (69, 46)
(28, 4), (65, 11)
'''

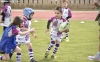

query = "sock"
(52, 44), (60, 55)
(29, 49), (34, 60)
(16, 53), (21, 62)
(66, 32), (68, 38)
(0, 56), (2, 60)
(46, 41), (55, 52)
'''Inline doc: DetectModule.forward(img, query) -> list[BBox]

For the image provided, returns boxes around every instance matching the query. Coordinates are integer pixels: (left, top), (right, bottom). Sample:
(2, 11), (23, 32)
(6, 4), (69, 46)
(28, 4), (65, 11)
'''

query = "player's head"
(94, 0), (100, 7)
(54, 7), (62, 19)
(10, 16), (23, 27)
(62, 0), (68, 8)
(3, 0), (10, 5)
(23, 8), (34, 20)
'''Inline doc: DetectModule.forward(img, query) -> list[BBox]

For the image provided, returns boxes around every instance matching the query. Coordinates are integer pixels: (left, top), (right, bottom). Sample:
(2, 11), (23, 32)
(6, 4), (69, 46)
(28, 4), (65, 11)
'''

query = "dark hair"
(3, 0), (10, 5)
(55, 6), (62, 13)
(28, 12), (34, 20)
(62, 0), (68, 3)
(10, 16), (23, 27)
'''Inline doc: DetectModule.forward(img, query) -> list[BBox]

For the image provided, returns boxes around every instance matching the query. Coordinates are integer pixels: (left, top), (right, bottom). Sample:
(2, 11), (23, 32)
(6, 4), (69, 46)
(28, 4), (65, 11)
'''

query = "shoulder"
(23, 17), (27, 21)
(5, 26), (17, 32)
(50, 16), (56, 20)
(4, 5), (8, 9)
(7, 6), (11, 9)
(48, 16), (56, 21)
(61, 17), (66, 22)
(66, 8), (70, 10)
(67, 8), (71, 11)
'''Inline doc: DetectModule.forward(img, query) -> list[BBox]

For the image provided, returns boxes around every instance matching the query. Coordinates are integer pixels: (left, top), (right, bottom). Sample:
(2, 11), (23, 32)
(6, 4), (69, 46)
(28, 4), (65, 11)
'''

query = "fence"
(0, 0), (97, 10)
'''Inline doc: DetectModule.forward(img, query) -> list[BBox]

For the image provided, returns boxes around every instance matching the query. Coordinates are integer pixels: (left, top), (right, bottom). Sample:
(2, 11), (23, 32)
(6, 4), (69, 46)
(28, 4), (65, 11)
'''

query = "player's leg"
(61, 22), (70, 42)
(45, 40), (55, 58)
(26, 42), (37, 62)
(65, 21), (70, 42)
(9, 52), (13, 59)
(95, 13), (100, 21)
(15, 46), (21, 62)
(0, 54), (10, 61)
(51, 36), (61, 58)
(45, 32), (55, 58)
(65, 32), (69, 42)
(61, 32), (66, 39)
(88, 30), (100, 61)
(88, 46), (100, 61)
(0, 51), (13, 59)
(51, 40), (60, 58)
(98, 17), (100, 26)
(46, 39), (55, 52)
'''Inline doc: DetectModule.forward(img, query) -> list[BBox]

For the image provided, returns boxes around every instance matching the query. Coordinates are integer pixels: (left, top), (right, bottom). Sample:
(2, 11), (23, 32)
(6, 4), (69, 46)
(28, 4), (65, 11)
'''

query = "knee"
(16, 47), (21, 53)
(4, 57), (10, 61)
(26, 43), (32, 49)
(55, 44), (60, 47)
(2, 55), (10, 61)
(18, 48), (21, 53)
(51, 41), (55, 44)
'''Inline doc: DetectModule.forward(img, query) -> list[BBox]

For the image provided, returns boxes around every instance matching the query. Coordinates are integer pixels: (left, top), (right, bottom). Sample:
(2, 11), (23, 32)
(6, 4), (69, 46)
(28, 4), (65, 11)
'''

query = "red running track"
(11, 10), (99, 20)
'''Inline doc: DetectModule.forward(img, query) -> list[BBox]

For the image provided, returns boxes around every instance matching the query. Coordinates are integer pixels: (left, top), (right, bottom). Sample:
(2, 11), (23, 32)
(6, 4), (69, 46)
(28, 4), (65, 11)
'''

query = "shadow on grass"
(8, 60), (14, 62)
(94, 61), (100, 62)
(37, 57), (58, 62)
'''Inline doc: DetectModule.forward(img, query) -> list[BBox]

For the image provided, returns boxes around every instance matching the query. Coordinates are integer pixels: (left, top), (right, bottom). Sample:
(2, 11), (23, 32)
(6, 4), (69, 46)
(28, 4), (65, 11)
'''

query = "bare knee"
(17, 48), (21, 53)
(26, 43), (32, 49)
(2, 55), (10, 61)
(5, 58), (10, 61)
(15, 46), (21, 53)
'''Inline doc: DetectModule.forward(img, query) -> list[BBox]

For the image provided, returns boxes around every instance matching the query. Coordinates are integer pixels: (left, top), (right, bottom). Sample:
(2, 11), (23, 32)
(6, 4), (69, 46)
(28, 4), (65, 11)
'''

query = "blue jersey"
(0, 25), (17, 54)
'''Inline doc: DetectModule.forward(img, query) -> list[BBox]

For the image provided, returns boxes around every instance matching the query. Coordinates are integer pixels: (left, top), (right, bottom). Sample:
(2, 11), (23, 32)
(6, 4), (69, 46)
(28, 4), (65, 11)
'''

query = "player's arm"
(47, 21), (51, 29)
(0, 11), (5, 23)
(45, 21), (51, 33)
(20, 26), (36, 38)
(20, 27), (28, 31)
(31, 32), (37, 38)
(29, 28), (37, 38)
(12, 27), (33, 36)
(18, 29), (33, 36)
(19, 24), (29, 31)
(45, 17), (53, 33)
(66, 9), (72, 20)
(20, 24), (36, 36)
(1, 11), (5, 22)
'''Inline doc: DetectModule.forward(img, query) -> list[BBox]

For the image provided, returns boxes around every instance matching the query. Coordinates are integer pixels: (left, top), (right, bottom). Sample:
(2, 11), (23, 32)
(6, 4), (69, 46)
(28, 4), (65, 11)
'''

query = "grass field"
(0, 20), (100, 62)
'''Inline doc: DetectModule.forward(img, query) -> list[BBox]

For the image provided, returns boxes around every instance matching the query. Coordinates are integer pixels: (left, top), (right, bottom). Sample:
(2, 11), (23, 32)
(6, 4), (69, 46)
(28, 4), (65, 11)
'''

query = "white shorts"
(16, 35), (30, 44)
(3, 17), (11, 27)
(50, 30), (62, 42)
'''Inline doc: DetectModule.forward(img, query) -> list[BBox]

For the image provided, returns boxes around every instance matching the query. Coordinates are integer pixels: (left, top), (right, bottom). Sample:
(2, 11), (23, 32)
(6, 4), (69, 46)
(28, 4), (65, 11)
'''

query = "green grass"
(0, 20), (100, 62)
